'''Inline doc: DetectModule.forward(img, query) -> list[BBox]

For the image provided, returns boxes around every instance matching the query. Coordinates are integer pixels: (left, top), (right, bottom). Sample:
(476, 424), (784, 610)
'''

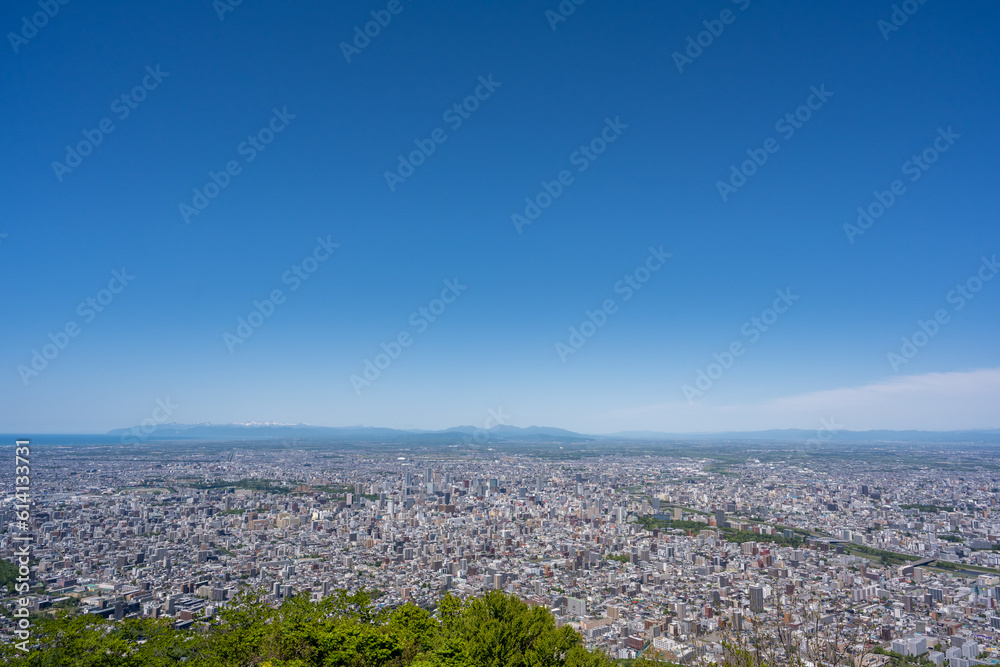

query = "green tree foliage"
(899, 504), (953, 514)
(0, 558), (20, 593)
(1, 589), (612, 667)
(717, 530), (802, 548)
(633, 516), (705, 533)
(187, 479), (290, 493)
(0, 613), (192, 667)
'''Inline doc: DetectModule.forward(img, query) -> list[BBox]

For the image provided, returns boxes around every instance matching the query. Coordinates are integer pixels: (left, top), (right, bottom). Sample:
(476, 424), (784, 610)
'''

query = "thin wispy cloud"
(597, 368), (1000, 433)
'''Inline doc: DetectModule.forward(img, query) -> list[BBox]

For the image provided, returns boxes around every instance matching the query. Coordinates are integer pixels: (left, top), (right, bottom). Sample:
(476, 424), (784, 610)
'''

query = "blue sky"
(2, 0), (999, 434)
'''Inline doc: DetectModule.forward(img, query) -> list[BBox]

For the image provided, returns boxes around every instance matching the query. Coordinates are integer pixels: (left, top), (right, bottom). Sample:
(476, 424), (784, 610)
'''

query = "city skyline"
(4, 437), (999, 663)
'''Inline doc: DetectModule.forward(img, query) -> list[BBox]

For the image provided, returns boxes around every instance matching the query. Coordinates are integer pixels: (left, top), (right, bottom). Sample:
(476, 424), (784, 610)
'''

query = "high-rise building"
(750, 586), (765, 612)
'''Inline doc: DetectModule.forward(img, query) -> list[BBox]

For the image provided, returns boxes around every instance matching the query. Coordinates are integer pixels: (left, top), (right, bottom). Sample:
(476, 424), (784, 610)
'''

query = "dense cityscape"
(3, 437), (999, 664)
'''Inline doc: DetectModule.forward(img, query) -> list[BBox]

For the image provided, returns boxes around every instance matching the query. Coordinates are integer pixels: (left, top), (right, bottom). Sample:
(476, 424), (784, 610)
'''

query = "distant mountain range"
(105, 422), (589, 443)
(104, 422), (1000, 444)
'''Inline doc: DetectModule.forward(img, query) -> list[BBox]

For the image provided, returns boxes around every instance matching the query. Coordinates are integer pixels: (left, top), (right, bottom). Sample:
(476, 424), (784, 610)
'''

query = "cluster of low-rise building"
(2, 442), (999, 663)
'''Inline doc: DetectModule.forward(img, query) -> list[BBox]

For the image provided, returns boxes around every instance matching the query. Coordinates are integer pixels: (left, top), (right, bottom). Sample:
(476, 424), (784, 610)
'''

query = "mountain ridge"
(103, 422), (1000, 444)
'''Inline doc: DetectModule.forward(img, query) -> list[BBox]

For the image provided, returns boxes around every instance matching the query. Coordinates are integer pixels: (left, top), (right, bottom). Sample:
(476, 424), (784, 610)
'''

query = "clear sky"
(2, 1), (998, 434)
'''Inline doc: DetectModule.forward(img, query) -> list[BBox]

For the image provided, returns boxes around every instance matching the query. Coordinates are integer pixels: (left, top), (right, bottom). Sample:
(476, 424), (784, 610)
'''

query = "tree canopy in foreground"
(1, 589), (615, 667)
